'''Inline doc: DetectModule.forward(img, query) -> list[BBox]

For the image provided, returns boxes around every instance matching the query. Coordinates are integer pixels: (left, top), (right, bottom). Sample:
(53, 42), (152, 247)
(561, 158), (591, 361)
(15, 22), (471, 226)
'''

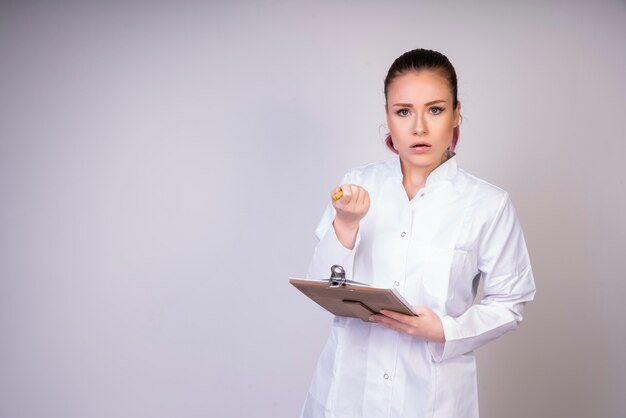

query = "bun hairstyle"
(384, 48), (460, 154)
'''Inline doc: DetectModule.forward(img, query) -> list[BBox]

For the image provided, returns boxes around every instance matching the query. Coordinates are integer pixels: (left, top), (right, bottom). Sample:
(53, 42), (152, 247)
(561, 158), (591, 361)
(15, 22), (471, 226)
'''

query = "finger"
(381, 321), (415, 335)
(346, 184), (359, 195)
(360, 189), (370, 207)
(371, 314), (414, 335)
(358, 188), (370, 210)
(380, 309), (418, 325)
(352, 186), (362, 207)
(351, 185), (365, 205)
(411, 306), (431, 317)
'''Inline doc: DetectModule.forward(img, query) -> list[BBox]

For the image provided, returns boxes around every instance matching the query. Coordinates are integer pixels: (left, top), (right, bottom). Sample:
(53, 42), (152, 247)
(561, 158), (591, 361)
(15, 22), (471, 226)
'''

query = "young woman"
(302, 48), (536, 417)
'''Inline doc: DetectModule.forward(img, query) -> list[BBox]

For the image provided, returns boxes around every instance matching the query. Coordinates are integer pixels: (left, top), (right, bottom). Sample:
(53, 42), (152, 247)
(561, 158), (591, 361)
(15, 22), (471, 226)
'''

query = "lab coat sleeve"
(428, 193), (536, 362)
(306, 172), (361, 281)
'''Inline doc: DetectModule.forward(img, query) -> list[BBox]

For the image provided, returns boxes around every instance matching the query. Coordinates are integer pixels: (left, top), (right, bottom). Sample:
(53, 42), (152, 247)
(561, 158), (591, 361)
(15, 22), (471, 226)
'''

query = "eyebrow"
(391, 100), (447, 107)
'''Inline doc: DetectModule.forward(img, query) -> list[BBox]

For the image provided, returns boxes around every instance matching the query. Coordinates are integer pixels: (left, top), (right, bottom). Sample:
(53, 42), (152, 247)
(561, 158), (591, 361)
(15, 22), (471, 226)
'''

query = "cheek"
(432, 117), (454, 134)
(388, 123), (401, 140)
(387, 116), (408, 134)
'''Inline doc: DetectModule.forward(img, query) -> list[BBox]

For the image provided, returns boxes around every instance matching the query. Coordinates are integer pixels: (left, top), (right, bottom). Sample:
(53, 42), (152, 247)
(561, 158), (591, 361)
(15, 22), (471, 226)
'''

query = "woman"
(302, 48), (536, 417)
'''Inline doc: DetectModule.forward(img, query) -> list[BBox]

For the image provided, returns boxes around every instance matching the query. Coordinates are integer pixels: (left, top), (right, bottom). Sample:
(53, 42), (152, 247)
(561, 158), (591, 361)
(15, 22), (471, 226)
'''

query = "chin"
(400, 152), (448, 172)
(402, 153), (437, 166)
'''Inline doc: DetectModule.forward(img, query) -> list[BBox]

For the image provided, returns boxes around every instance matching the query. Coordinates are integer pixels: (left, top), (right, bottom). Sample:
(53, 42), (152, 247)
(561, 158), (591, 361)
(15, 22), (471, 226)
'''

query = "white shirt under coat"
(301, 155), (536, 418)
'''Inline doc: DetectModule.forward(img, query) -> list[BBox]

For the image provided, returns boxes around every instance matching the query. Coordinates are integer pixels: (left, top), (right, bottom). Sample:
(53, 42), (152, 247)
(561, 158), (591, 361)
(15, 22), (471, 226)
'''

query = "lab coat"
(301, 155), (536, 418)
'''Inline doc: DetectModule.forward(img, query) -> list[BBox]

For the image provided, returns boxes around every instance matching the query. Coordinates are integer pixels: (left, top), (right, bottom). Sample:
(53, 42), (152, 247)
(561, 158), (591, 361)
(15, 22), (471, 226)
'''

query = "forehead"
(387, 71), (452, 103)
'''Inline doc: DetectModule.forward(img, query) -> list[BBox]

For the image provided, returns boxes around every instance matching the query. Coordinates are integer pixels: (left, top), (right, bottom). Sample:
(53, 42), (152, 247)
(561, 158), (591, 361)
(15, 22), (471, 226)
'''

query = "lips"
(408, 141), (432, 154)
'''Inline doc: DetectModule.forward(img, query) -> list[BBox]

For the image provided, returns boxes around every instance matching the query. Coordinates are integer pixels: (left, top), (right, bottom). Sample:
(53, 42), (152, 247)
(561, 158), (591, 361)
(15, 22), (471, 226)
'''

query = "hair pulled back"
(384, 48), (461, 153)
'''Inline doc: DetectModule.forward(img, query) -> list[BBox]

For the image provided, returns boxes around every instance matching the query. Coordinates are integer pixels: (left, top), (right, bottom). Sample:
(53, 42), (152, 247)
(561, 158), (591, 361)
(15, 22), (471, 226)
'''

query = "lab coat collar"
(393, 152), (459, 190)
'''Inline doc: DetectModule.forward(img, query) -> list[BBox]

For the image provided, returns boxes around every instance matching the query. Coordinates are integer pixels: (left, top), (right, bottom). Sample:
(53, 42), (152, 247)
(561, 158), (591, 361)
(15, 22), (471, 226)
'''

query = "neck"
(399, 154), (450, 199)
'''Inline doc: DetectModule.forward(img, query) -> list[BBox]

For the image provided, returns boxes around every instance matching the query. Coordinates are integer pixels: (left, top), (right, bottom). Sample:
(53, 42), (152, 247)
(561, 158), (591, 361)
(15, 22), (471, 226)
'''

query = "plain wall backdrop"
(1, 1), (625, 417)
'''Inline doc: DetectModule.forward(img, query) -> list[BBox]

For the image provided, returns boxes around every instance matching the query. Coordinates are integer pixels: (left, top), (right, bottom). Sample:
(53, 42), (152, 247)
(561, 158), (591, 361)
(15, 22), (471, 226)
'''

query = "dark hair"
(383, 48), (461, 153)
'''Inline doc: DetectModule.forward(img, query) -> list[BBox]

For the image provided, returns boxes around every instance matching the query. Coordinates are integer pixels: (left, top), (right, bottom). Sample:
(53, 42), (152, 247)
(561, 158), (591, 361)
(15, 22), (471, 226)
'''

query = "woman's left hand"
(369, 306), (445, 343)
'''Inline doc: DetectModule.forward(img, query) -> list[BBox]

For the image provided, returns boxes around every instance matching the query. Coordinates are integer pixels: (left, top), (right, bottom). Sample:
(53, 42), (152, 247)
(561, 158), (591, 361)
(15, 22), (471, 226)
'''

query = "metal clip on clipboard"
(328, 265), (346, 288)
(328, 264), (376, 317)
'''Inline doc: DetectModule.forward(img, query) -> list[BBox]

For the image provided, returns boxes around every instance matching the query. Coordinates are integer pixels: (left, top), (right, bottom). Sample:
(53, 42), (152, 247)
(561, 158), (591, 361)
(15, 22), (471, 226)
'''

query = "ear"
(453, 101), (461, 127)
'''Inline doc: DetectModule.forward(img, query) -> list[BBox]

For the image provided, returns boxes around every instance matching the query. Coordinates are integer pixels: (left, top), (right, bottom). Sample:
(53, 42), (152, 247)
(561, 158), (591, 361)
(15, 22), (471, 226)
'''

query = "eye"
(429, 106), (445, 115)
(396, 108), (410, 117)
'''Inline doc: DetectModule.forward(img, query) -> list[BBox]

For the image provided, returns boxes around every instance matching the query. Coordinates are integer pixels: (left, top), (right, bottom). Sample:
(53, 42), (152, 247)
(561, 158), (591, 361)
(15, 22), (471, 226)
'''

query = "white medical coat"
(302, 155), (536, 418)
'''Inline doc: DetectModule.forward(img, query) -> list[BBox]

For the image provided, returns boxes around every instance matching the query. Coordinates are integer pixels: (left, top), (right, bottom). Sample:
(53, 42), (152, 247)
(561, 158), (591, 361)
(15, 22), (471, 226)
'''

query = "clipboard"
(289, 265), (417, 321)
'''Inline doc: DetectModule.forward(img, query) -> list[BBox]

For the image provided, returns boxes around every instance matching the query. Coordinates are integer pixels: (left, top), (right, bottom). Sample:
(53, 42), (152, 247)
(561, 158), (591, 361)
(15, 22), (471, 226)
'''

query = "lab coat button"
(383, 373), (390, 380)
(400, 232), (406, 237)
(394, 281), (400, 287)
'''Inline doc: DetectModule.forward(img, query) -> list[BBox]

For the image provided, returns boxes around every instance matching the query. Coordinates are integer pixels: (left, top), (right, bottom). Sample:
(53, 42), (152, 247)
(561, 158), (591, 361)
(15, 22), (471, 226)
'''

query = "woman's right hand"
(331, 184), (370, 250)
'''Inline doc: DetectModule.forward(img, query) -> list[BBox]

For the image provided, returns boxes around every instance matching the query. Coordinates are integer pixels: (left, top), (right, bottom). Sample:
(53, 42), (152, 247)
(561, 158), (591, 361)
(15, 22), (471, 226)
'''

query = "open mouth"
(410, 143), (431, 148)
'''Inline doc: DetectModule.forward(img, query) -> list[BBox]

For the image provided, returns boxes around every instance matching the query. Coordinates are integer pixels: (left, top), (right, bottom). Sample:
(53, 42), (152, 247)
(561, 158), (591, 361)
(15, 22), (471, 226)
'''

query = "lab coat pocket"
(419, 247), (469, 311)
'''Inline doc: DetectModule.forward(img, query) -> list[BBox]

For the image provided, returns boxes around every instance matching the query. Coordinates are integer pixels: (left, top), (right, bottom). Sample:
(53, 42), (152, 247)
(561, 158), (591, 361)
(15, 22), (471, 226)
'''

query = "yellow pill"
(332, 189), (343, 201)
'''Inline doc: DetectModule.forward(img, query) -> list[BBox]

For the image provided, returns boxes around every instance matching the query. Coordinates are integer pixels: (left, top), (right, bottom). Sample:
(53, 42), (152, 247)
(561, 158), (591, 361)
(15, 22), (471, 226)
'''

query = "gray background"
(1, 1), (625, 417)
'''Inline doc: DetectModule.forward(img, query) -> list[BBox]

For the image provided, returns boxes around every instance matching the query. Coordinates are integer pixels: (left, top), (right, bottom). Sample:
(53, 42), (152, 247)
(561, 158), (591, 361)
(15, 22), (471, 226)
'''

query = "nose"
(413, 111), (427, 136)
